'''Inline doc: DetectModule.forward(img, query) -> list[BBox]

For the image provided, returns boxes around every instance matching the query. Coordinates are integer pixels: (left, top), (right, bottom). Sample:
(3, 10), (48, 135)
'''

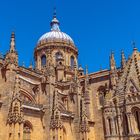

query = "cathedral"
(0, 10), (140, 140)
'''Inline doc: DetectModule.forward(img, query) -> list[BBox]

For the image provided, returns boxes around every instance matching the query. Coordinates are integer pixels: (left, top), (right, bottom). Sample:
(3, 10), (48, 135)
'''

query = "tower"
(4, 32), (18, 82)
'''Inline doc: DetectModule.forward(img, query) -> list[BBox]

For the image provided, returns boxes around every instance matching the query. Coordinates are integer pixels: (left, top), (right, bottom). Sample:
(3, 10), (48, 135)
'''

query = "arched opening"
(20, 90), (36, 104)
(97, 86), (106, 107)
(107, 118), (112, 135)
(70, 56), (75, 68)
(41, 55), (46, 67)
(135, 110), (140, 131)
(132, 107), (140, 132)
(123, 114), (129, 135)
(23, 121), (33, 140)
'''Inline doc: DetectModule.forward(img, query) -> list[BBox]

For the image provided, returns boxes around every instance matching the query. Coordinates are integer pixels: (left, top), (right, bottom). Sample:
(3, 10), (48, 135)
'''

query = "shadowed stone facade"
(0, 12), (140, 140)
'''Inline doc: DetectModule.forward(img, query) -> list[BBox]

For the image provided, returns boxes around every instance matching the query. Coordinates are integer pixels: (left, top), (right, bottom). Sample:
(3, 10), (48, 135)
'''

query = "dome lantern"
(37, 9), (75, 46)
(50, 8), (60, 31)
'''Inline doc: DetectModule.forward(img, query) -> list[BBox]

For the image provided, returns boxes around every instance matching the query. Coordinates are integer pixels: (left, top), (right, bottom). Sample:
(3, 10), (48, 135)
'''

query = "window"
(55, 52), (63, 60)
(70, 56), (75, 68)
(23, 121), (32, 140)
(132, 107), (140, 132)
(123, 114), (129, 135)
(107, 118), (112, 135)
(97, 86), (106, 106)
(135, 110), (140, 131)
(41, 55), (46, 66)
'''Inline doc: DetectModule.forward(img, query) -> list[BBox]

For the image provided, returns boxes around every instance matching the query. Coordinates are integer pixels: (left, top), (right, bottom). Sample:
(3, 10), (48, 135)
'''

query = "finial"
(121, 50), (126, 69)
(53, 7), (57, 18)
(110, 50), (116, 70)
(132, 41), (137, 51)
(86, 65), (88, 75)
(10, 32), (16, 53)
(50, 7), (60, 31)
(29, 60), (33, 69)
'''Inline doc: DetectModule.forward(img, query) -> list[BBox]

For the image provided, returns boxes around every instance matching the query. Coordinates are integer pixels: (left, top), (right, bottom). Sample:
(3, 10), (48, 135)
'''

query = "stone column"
(105, 118), (110, 136)
(117, 115), (123, 136)
(127, 113), (132, 134)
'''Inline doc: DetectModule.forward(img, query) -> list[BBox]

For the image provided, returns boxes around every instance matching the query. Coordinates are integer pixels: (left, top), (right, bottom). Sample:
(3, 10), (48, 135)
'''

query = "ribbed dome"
(37, 12), (74, 45)
(38, 31), (74, 44)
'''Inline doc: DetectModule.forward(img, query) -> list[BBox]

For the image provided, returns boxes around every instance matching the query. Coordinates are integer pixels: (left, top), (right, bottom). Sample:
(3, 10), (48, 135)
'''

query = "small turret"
(78, 65), (84, 76)
(121, 50), (126, 69)
(109, 51), (118, 89)
(110, 51), (116, 71)
(10, 32), (16, 53)
(4, 32), (18, 82)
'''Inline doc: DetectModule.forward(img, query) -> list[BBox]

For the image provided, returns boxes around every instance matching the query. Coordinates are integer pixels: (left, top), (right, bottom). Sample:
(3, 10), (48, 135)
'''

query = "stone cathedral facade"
(0, 12), (140, 140)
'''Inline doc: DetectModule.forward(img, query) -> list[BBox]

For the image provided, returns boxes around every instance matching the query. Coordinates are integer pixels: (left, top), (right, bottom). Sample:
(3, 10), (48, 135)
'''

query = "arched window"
(97, 86), (106, 106)
(70, 56), (75, 68)
(132, 107), (140, 132)
(135, 110), (140, 131)
(107, 118), (112, 135)
(123, 114), (129, 135)
(41, 55), (46, 66)
(23, 121), (32, 140)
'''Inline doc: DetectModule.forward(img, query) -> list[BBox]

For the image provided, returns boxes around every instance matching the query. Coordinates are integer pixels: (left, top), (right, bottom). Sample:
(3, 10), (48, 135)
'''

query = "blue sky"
(0, 0), (140, 72)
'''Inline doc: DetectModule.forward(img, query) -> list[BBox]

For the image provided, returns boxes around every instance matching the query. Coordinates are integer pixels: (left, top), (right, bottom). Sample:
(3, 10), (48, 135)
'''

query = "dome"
(37, 12), (74, 45)
(38, 31), (74, 45)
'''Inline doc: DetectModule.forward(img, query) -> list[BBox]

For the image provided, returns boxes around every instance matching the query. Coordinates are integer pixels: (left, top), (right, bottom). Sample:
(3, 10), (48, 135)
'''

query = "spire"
(86, 65), (88, 75)
(110, 51), (116, 70)
(50, 89), (62, 129)
(10, 32), (16, 52)
(121, 50), (126, 69)
(85, 65), (89, 84)
(29, 60), (33, 69)
(50, 8), (60, 31)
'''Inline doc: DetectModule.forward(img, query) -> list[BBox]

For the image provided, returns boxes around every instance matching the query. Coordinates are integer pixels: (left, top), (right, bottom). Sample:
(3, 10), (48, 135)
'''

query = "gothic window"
(23, 121), (32, 140)
(97, 86), (105, 106)
(98, 92), (104, 106)
(70, 56), (75, 68)
(107, 118), (112, 135)
(132, 107), (140, 132)
(135, 110), (140, 131)
(41, 55), (46, 66)
(123, 114), (129, 135)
